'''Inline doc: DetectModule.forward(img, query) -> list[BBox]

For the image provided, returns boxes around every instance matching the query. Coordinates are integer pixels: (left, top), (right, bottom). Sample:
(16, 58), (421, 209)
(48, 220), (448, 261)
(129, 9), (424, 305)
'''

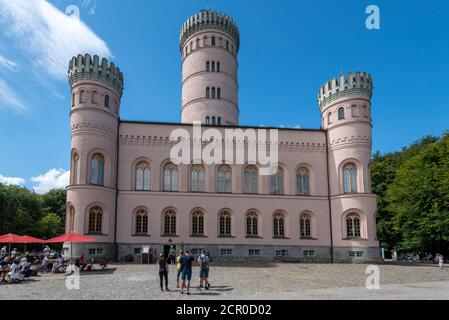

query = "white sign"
(142, 246), (150, 254)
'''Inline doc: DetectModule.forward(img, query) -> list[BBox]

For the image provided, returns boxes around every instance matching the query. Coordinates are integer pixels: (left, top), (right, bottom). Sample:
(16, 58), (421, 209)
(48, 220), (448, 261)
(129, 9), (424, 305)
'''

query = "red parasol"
(0, 233), (26, 254)
(45, 233), (96, 267)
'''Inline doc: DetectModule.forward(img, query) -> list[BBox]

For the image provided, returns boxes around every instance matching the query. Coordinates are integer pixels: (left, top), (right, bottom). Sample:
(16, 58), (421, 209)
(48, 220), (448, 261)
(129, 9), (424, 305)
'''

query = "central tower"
(180, 9), (240, 126)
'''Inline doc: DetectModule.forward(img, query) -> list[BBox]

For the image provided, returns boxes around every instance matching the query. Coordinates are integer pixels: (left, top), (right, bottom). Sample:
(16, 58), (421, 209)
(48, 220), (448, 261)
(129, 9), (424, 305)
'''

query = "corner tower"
(180, 9), (240, 126)
(66, 54), (124, 259)
(318, 72), (380, 262)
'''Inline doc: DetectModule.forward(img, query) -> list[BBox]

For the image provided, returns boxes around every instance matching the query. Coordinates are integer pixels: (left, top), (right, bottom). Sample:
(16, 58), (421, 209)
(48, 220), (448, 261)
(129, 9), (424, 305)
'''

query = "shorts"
(181, 269), (192, 281)
(200, 267), (209, 278)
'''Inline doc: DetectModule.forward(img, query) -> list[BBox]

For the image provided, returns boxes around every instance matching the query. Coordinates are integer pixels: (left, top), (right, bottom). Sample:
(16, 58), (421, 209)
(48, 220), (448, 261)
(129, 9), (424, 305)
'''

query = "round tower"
(66, 54), (124, 260)
(318, 72), (380, 262)
(180, 9), (240, 126)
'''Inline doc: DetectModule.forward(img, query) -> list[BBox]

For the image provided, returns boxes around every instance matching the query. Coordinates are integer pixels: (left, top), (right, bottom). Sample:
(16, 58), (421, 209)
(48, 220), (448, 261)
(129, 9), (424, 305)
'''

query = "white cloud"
(0, 174), (26, 186)
(0, 54), (20, 72)
(30, 168), (70, 194)
(0, 0), (111, 80)
(0, 77), (29, 112)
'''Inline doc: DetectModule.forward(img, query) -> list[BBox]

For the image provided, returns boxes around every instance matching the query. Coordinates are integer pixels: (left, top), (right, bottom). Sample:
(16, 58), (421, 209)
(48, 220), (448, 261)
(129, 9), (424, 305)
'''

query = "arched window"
(244, 165), (258, 194)
(211, 61), (215, 72)
(206, 61), (210, 72)
(217, 62), (220, 72)
(270, 168), (284, 195)
(205, 116), (210, 125)
(163, 209), (176, 235)
(191, 165), (205, 192)
(72, 153), (80, 185)
(104, 95), (110, 108)
(91, 91), (98, 104)
(135, 162), (150, 191)
(203, 36), (208, 46)
(79, 90), (85, 104)
(327, 112), (332, 125)
(90, 153), (105, 186)
(351, 105), (358, 117)
(191, 210), (204, 236)
(68, 206), (75, 233)
(217, 165), (232, 193)
(196, 38), (200, 49)
(217, 87), (221, 99)
(211, 116), (216, 125)
(72, 93), (75, 107)
(163, 163), (178, 192)
(211, 36), (216, 46)
(211, 87), (216, 99)
(226, 40), (229, 50)
(300, 213), (312, 238)
(206, 87), (210, 99)
(343, 163), (357, 193)
(246, 211), (258, 237)
(135, 208), (149, 235)
(296, 167), (310, 195)
(88, 206), (103, 233)
(273, 212), (285, 238)
(217, 117), (221, 125)
(346, 212), (361, 238)
(338, 107), (345, 120)
(219, 211), (231, 236)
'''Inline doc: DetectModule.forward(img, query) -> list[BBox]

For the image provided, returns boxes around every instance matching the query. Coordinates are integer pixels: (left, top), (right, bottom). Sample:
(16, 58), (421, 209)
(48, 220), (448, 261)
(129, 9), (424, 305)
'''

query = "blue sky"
(0, 0), (448, 192)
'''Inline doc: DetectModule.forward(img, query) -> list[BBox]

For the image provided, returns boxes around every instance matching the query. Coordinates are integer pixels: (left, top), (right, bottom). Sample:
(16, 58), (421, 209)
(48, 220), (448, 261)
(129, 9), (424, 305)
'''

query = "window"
(273, 212), (285, 238)
(205, 116), (210, 125)
(212, 116), (216, 125)
(217, 87), (221, 99)
(343, 163), (357, 193)
(90, 153), (105, 186)
(191, 210), (204, 236)
(276, 250), (288, 257)
(104, 95), (110, 108)
(349, 251), (363, 258)
(196, 38), (200, 49)
(91, 91), (98, 104)
(338, 107), (345, 120)
(219, 211), (232, 236)
(68, 207), (75, 233)
(190, 165), (205, 192)
(300, 213), (312, 238)
(211, 87), (216, 99)
(220, 249), (232, 255)
(351, 105), (358, 117)
(191, 248), (202, 255)
(246, 211), (258, 237)
(72, 93), (75, 107)
(346, 213), (361, 238)
(206, 61), (210, 72)
(88, 248), (103, 255)
(244, 165), (258, 194)
(296, 167), (310, 195)
(226, 40), (229, 50)
(217, 165), (232, 193)
(270, 168), (284, 195)
(79, 90), (85, 103)
(217, 62), (220, 72)
(163, 209), (176, 235)
(327, 112), (332, 125)
(72, 153), (80, 185)
(303, 250), (315, 258)
(206, 87), (210, 99)
(217, 117), (221, 125)
(249, 249), (260, 256)
(134, 248), (141, 254)
(135, 162), (150, 191)
(203, 36), (208, 46)
(211, 61), (215, 72)
(163, 163), (178, 192)
(211, 36), (216, 46)
(135, 208), (149, 234)
(88, 206), (103, 233)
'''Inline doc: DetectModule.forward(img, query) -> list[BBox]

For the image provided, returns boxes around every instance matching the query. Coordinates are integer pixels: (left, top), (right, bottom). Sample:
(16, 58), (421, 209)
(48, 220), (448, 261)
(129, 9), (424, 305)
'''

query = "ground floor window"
(303, 250), (315, 258)
(190, 248), (202, 255)
(249, 249), (260, 256)
(349, 251), (363, 258)
(220, 249), (232, 255)
(275, 249), (288, 257)
(88, 248), (104, 255)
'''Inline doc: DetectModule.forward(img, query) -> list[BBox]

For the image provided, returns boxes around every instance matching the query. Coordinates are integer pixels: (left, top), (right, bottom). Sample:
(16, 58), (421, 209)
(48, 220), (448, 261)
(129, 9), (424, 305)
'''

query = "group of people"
(391, 250), (445, 269)
(0, 245), (65, 283)
(157, 249), (210, 295)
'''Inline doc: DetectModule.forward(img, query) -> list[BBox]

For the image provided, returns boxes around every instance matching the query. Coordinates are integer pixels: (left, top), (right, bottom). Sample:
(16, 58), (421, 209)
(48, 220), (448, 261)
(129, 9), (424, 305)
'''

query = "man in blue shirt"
(180, 250), (195, 295)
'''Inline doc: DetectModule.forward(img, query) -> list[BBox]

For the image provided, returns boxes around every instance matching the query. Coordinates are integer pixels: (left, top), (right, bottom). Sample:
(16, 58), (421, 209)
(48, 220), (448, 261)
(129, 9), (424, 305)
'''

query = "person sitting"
(75, 254), (87, 271)
(0, 246), (7, 258)
(19, 257), (31, 278)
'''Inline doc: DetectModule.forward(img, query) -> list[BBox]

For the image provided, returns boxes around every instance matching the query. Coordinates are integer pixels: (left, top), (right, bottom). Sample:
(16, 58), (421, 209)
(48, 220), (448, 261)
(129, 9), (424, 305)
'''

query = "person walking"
(176, 250), (184, 288)
(156, 253), (169, 292)
(439, 254), (444, 270)
(180, 250), (194, 295)
(198, 250), (210, 290)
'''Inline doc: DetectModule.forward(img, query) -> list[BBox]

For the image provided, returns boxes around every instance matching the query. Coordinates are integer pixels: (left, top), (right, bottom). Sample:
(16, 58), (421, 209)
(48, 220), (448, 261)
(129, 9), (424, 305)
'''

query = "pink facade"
(65, 9), (380, 262)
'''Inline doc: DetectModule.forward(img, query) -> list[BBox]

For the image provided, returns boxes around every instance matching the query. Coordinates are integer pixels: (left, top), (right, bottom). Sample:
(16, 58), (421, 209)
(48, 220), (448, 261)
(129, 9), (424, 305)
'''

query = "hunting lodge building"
(66, 9), (380, 262)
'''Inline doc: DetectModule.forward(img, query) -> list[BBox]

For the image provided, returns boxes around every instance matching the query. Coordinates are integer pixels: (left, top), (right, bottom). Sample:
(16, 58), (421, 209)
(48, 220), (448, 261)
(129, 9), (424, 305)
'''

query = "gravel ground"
(1, 262), (449, 300)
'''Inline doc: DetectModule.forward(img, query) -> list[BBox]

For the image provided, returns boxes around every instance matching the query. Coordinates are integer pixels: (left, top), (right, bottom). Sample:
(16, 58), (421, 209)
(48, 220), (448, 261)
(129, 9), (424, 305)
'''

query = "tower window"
(211, 61), (215, 72)
(351, 105), (358, 117)
(226, 40), (229, 50)
(217, 117), (222, 125)
(196, 38), (200, 49)
(212, 36), (216, 46)
(217, 62), (220, 72)
(212, 116), (216, 125)
(338, 107), (345, 120)
(211, 87), (216, 99)
(206, 87), (210, 99)
(79, 90), (85, 104)
(343, 163), (357, 193)
(327, 112), (332, 125)
(104, 95), (110, 108)
(206, 61), (210, 72)
(205, 116), (210, 125)
(217, 88), (221, 99)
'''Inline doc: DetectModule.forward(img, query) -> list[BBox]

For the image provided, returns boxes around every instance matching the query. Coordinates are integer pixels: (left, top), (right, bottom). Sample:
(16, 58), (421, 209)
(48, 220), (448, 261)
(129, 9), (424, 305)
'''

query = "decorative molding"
(71, 121), (115, 136)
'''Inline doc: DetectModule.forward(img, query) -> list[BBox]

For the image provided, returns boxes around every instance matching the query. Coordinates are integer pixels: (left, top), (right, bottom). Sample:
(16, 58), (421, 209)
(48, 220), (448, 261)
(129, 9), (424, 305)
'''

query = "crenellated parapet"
(68, 54), (124, 97)
(318, 72), (373, 111)
(180, 9), (240, 52)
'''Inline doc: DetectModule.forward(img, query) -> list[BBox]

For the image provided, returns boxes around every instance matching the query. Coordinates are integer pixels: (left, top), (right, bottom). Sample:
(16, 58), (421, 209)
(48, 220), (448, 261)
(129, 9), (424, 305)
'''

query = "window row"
(205, 87), (221, 99)
(74, 90), (111, 109)
(206, 61), (220, 72)
(80, 206), (362, 240)
(205, 116), (222, 125)
(185, 35), (236, 57)
(327, 104), (369, 124)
